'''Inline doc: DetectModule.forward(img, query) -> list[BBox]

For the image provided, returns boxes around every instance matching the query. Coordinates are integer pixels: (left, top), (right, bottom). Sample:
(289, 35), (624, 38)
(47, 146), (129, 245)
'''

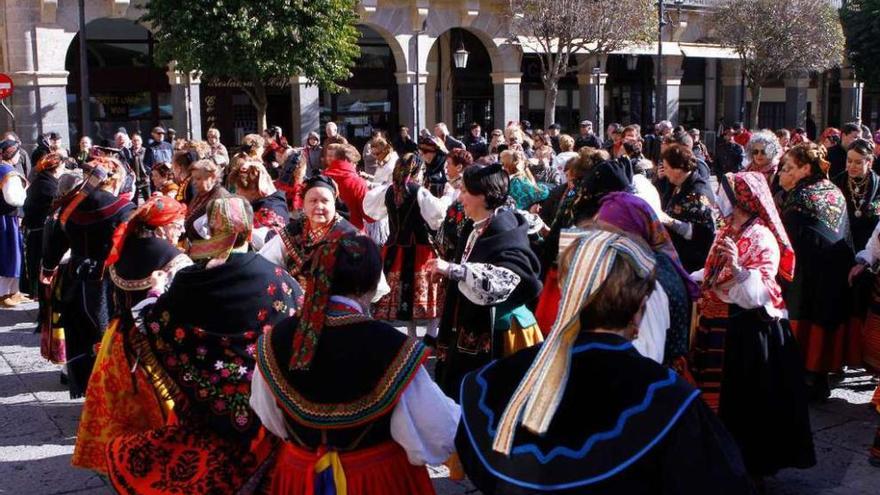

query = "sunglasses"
(419, 148), (435, 154)
(751, 149), (767, 156)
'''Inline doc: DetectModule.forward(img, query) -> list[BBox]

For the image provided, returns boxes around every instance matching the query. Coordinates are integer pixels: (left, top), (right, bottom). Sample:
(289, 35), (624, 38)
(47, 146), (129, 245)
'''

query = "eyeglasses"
(751, 149), (767, 156)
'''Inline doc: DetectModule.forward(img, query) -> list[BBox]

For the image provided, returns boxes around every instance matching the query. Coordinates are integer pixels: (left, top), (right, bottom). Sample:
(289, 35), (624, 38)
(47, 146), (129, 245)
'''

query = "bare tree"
(507, 0), (654, 127)
(710, 0), (844, 130)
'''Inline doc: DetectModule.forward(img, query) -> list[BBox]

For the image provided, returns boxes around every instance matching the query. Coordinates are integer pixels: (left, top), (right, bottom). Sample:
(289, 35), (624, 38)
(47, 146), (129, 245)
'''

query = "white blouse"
(633, 283), (669, 364)
(249, 296), (460, 466)
(1, 171), (26, 207)
(362, 184), (449, 231)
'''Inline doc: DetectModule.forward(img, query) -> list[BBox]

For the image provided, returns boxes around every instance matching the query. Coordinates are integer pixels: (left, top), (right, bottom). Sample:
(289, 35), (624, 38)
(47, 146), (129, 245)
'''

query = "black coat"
(714, 141), (745, 175)
(457, 332), (753, 495)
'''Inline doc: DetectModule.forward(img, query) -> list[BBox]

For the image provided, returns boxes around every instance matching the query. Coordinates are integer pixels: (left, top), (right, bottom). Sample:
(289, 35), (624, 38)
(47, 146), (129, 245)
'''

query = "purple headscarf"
(597, 192), (700, 298)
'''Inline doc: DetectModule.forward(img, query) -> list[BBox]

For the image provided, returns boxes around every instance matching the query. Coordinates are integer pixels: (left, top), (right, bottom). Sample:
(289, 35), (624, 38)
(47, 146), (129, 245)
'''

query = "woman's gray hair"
(746, 130), (782, 162)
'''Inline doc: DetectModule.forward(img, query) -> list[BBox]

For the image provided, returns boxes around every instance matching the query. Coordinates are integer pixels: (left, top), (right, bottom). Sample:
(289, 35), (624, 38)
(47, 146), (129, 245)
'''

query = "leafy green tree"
(142, 0), (360, 132)
(840, 0), (880, 87)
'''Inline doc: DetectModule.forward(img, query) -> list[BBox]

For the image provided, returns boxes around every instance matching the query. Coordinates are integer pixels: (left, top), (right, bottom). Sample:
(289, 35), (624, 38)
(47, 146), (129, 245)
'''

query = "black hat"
(548, 123), (561, 130)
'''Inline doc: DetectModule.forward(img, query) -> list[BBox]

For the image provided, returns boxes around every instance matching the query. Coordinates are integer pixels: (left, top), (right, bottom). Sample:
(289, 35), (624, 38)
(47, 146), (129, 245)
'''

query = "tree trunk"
(243, 78), (269, 133)
(543, 81), (559, 129)
(749, 83), (762, 131)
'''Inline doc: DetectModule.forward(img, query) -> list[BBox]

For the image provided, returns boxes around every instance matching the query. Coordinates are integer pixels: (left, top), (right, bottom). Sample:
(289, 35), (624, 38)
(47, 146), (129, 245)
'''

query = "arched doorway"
(65, 18), (171, 145)
(318, 25), (398, 150)
(428, 28), (494, 137)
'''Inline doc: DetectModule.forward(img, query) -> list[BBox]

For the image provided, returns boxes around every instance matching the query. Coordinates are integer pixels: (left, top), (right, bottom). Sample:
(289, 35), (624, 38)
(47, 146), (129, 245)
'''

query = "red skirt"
(374, 244), (442, 321)
(534, 268), (560, 336)
(106, 424), (275, 495)
(790, 319), (862, 373)
(262, 441), (435, 495)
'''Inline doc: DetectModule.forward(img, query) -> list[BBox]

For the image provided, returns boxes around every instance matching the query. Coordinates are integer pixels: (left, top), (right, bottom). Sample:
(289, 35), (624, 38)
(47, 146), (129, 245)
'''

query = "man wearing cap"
(144, 126), (173, 175)
(463, 122), (488, 160)
(574, 120), (603, 151)
(0, 139), (30, 307)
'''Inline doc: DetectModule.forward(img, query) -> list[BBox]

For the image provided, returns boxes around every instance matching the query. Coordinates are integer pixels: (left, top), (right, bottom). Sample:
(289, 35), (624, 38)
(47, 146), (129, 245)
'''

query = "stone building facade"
(0, 0), (867, 150)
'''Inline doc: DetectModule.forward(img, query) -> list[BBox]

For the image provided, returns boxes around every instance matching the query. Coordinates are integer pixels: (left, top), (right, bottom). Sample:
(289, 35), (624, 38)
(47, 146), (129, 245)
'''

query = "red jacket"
(324, 159), (370, 231)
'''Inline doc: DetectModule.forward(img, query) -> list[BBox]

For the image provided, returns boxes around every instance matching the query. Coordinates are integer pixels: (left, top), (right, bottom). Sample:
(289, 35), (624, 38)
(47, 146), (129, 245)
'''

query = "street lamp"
(626, 55), (639, 72)
(655, 0), (683, 122)
(453, 39), (470, 69)
(592, 66), (602, 131)
(414, 19), (427, 138)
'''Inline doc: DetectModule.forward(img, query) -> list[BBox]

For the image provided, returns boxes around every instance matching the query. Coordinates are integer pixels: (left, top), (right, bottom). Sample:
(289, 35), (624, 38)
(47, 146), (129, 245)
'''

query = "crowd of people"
(1, 114), (880, 494)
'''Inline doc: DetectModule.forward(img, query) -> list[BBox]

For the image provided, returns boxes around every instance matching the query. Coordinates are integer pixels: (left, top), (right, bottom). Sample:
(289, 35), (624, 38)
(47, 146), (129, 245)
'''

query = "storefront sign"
(0, 74), (14, 99)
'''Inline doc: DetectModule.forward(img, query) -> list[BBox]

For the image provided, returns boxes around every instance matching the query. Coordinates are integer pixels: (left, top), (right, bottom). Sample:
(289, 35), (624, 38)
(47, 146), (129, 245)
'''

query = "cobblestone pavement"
(1, 303), (878, 494)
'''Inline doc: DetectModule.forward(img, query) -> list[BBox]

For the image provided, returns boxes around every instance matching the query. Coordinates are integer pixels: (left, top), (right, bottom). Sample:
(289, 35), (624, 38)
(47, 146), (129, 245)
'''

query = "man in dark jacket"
(463, 122), (488, 160)
(574, 120), (602, 150)
(827, 122), (862, 178)
(143, 126), (173, 173)
(31, 132), (60, 167)
(434, 122), (464, 151)
(714, 129), (745, 175)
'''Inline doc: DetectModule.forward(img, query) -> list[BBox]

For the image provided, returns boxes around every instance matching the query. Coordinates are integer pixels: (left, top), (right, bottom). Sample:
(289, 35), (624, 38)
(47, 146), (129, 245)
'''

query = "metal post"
(78, 0), (91, 139)
(739, 68), (746, 123)
(656, 0), (666, 123)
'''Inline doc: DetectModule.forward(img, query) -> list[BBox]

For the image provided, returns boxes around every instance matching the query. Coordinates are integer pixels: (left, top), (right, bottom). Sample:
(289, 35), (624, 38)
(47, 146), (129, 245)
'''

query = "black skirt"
(716, 306), (816, 476)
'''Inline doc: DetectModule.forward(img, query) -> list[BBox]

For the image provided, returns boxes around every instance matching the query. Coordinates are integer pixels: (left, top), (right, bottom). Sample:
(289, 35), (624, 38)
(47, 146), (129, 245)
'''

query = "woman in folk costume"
(364, 153), (448, 337)
(429, 164), (543, 401)
(171, 149), (200, 205)
(183, 158), (230, 243)
(41, 157), (135, 398)
(38, 170), (84, 367)
(455, 228), (752, 494)
(72, 196), (192, 474)
(778, 142), (856, 400)
(501, 149), (549, 210)
(363, 136), (399, 246)
(251, 234), (459, 494)
(534, 151), (631, 333)
(849, 204), (880, 412)
(744, 130), (784, 189)
(657, 143), (716, 273)
(23, 153), (65, 304)
(595, 192), (700, 370)
(437, 149), (475, 260)
(227, 159), (290, 250)
(106, 197), (303, 494)
(259, 175), (359, 290)
(691, 171), (815, 478)
(0, 139), (28, 307)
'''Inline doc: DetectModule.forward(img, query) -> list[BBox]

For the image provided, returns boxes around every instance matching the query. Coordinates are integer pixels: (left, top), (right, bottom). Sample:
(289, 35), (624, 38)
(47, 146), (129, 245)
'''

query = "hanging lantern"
(454, 42), (470, 69)
(626, 55), (639, 72)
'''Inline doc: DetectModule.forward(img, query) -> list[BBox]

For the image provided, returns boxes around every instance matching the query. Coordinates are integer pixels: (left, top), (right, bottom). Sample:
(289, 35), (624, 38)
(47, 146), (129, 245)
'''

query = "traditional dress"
(259, 213), (358, 290)
(457, 230), (752, 494)
(364, 151), (398, 246)
(22, 167), (59, 299)
(183, 185), (229, 242)
(508, 174), (548, 210)
(0, 162), (26, 298)
(364, 182), (447, 324)
(434, 208), (543, 401)
(73, 197), (192, 474)
(42, 179), (134, 398)
(252, 298), (458, 495)
(596, 192), (700, 369)
(692, 172), (815, 476)
(852, 220), (880, 409)
(105, 250), (303, 494)
(661, 170), (716, 273)
(781, 176), (857, 378)
(251, 190), (290, 249)
(534, 160), (631, 332)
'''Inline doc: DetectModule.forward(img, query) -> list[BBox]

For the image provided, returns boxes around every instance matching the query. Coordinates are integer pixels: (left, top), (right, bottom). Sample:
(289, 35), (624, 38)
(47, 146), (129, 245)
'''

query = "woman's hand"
(849, 263), (867, 286)
(425, 258), (451, 278)
(149, 270), (169, 294)
(657, 211), (674, 225)
(718, 237), (741, 271)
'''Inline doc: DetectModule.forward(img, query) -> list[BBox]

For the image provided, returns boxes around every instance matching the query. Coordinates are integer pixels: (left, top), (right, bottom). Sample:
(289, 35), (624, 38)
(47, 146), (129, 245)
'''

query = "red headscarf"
(705, 171), (795, 287)
(105, 195), (187, 268)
